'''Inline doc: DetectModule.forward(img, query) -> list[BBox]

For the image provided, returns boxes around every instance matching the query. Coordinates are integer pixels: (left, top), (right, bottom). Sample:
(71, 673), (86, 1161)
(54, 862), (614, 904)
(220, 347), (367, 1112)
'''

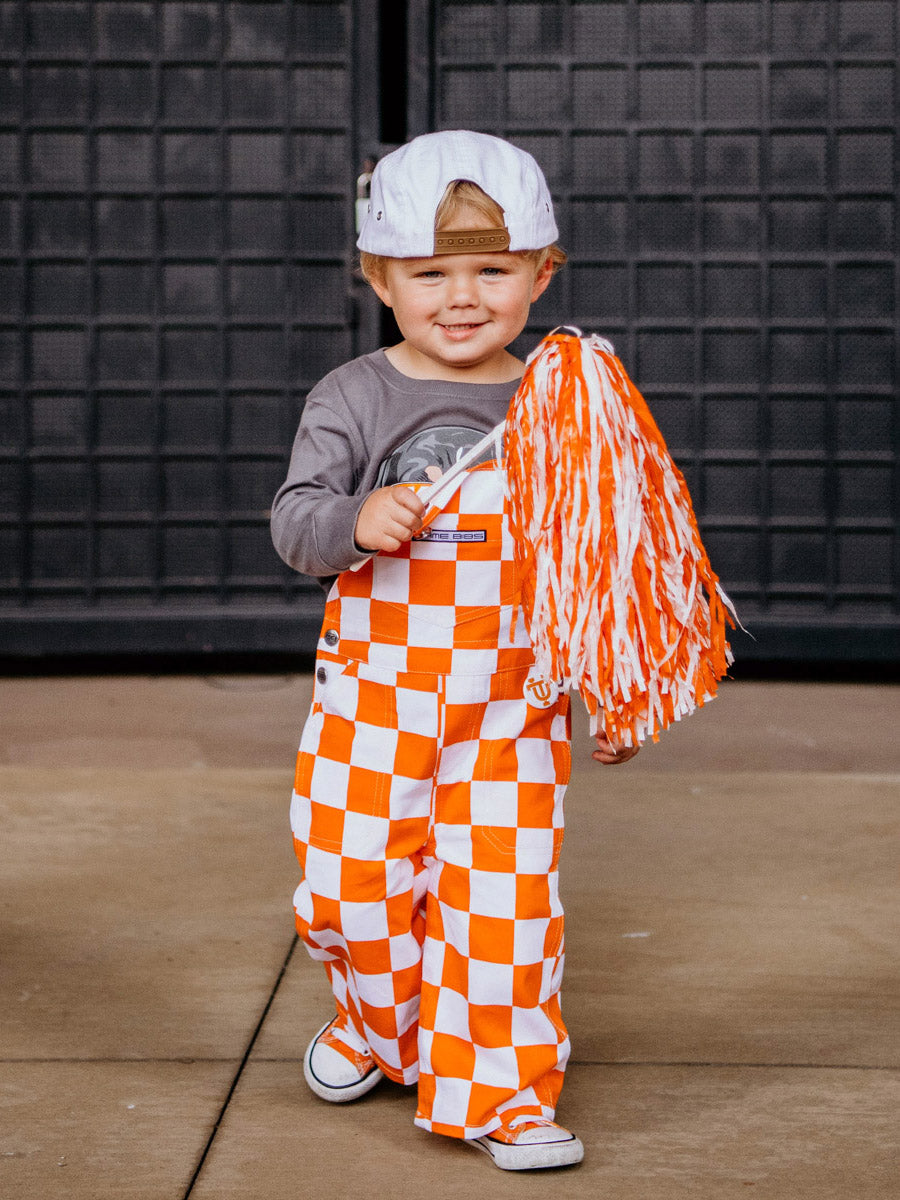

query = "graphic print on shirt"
(374, 425), (497, 487)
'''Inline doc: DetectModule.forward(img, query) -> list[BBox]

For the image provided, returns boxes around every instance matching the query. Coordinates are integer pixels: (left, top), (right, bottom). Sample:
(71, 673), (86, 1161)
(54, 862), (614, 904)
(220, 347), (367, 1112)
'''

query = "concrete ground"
(0, 673), (897, 1198)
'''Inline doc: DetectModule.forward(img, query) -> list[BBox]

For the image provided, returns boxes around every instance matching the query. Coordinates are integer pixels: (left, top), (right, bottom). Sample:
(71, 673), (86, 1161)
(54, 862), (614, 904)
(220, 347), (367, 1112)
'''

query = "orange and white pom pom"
(504, 328), (736, 747)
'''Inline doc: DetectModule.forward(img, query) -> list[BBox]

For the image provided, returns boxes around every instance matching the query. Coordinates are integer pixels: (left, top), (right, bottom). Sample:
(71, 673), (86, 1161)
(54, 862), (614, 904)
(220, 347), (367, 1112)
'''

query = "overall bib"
(290, 454), (573, 1140)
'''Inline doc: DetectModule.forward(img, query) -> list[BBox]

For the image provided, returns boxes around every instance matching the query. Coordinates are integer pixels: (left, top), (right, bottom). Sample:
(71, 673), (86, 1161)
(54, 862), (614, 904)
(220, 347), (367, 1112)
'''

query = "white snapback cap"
(357, 130), (558, 258)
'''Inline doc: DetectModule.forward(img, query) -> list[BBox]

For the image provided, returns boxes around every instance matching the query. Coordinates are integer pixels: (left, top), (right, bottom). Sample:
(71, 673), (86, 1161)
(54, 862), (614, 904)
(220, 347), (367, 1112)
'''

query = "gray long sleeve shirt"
(270, 348), (519, 584)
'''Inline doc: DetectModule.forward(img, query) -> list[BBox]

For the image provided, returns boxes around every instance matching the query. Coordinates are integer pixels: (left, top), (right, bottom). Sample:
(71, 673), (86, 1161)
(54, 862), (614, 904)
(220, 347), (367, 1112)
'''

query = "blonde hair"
(359, 180), (567, 285)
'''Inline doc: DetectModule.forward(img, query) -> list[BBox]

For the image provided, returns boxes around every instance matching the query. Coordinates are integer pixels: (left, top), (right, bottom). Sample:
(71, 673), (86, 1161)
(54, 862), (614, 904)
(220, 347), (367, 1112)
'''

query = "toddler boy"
(271, 130), (637, 1171)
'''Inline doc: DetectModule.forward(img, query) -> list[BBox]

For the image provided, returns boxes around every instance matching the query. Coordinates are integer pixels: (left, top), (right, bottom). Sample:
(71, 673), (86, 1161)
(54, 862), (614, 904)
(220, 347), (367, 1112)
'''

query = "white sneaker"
(303, 1019), (383, 1103)
(470, 1117), (584, 1171)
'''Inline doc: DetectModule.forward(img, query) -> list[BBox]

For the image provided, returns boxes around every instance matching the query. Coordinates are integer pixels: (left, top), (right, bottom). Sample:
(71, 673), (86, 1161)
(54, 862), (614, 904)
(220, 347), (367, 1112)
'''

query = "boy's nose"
(446, 274), (478, 306)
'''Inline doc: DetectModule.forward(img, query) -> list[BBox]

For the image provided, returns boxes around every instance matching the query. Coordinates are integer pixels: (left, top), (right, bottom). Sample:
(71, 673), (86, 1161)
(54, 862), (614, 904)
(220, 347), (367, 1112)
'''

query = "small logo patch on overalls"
(414, 528), (487, 542)
(524, 671), (560, 709)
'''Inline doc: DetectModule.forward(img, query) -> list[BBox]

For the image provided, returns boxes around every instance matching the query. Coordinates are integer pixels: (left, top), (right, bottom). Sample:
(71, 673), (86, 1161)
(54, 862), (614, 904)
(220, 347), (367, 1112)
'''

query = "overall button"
(524, 670), (560, 709)
(323, 628), (339, 647)
(316, 667), (328, 684)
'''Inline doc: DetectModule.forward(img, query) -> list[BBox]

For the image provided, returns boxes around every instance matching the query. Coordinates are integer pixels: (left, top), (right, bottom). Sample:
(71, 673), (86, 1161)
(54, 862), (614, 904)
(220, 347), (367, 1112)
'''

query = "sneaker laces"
(507, 1114), (556, 1131)
(489, 1114), (559, 1143)
(319, 1021), (374, 1073)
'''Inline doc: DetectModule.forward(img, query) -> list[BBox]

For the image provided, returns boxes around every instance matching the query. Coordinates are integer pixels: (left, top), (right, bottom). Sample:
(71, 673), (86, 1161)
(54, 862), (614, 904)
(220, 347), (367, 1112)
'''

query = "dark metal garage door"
(1, 0), (358, 659)
(2, 1), (898, 664)
(421, 0), (899, 664)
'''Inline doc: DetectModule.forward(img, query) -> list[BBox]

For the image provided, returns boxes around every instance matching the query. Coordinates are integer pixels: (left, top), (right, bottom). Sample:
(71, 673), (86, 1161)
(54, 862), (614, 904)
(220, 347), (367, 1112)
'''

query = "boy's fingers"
(592, 736), (639, 765)
(389, 488), (424, 529)
(385, 510), (420, 538)
(387, 518), (417, 542)
(391, 485), (426, 517)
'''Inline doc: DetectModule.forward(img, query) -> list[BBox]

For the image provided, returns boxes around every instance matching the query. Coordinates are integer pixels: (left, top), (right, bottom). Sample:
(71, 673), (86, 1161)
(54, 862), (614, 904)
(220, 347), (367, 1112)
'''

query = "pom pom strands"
(504, 329), (735, 747)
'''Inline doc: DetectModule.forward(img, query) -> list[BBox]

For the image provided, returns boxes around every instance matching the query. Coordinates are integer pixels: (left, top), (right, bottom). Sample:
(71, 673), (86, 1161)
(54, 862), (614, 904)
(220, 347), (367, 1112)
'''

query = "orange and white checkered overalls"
(290, 451), (573, 1140)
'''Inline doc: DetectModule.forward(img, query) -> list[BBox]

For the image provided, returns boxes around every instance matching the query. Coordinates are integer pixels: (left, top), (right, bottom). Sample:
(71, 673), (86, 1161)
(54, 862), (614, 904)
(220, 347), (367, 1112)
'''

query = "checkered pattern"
(291, 464), (574, 1139)
(328, 465), (532, 677)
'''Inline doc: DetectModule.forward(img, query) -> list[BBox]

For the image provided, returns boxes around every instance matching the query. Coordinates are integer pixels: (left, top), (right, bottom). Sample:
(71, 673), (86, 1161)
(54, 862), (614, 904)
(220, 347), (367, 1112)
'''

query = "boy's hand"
(592, 734), (640, 765)
(355, 485), (426, 553)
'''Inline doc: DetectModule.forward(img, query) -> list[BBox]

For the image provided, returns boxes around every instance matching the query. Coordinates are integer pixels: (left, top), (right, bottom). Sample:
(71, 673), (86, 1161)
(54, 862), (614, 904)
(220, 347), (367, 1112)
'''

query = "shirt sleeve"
(270, 381), (376, 579)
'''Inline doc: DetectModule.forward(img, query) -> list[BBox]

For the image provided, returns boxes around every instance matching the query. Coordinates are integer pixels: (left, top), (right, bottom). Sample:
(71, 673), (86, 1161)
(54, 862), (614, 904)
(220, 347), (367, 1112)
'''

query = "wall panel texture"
(0, 0), (357, 656)
(432, 0), (899, 662)
(1, 0), (898, 663)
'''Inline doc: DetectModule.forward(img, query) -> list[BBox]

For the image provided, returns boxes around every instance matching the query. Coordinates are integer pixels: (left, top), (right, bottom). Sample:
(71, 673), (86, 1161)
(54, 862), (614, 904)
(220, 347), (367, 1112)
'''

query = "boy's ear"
(530, 258), (554, 302)
(368, 273), (393, 308)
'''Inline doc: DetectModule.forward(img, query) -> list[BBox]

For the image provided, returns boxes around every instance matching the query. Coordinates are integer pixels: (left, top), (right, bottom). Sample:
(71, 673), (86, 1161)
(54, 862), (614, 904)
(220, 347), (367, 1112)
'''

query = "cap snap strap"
(433, 227), (510, 254)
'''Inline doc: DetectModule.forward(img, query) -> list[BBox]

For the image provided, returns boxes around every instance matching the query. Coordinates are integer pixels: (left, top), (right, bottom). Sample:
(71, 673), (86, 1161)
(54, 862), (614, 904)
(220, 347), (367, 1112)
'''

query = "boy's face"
(369, 250), (553, 383)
